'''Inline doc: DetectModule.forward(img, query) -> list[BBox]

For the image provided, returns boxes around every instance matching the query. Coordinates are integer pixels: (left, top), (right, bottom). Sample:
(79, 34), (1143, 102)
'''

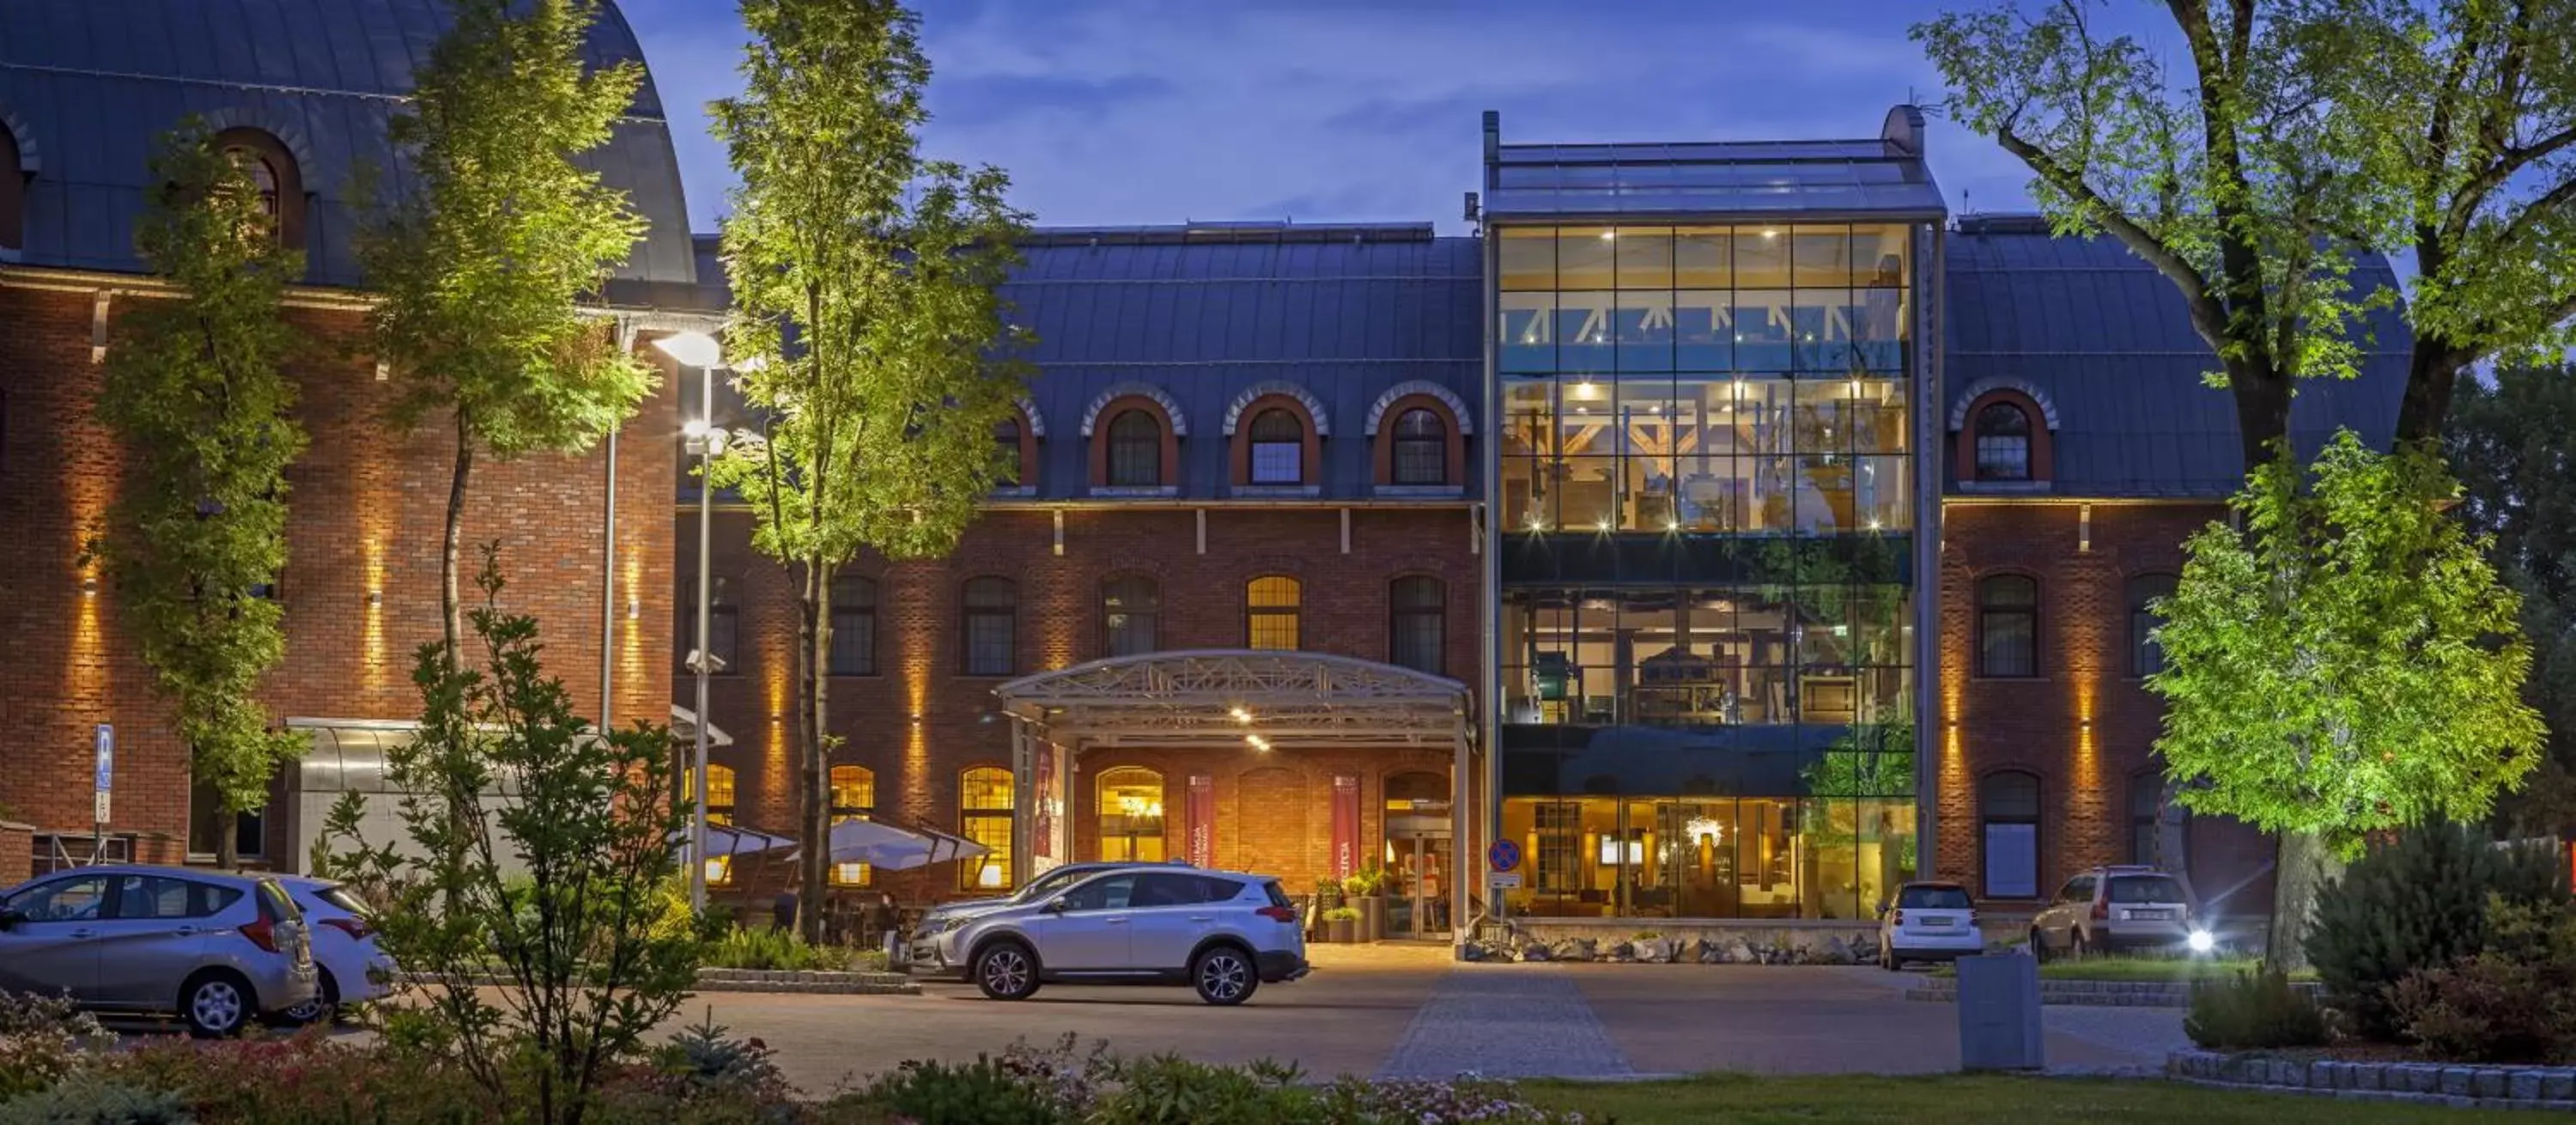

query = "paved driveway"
(667, 946), (2190, 1093)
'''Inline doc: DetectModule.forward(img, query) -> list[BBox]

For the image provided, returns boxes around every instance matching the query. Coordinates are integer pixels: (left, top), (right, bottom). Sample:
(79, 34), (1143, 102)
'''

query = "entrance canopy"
(993, 649), (1469, 750)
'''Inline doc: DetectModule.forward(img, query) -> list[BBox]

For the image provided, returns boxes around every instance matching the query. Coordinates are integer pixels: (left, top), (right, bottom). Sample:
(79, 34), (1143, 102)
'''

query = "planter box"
(1327, 918), (1356, 944)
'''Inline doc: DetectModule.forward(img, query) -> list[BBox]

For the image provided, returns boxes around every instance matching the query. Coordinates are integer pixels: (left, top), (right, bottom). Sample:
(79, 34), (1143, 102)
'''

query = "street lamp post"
(656, 331), (726, 913)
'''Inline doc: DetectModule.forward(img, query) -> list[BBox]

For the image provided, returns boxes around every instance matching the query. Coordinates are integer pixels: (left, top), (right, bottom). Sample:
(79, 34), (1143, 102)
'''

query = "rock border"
(1461, 933), (1886, 966)
(404, 969), (918, 995)
(2167, 1049), (2576, 1110)
(1906, 978), (2324, 1008)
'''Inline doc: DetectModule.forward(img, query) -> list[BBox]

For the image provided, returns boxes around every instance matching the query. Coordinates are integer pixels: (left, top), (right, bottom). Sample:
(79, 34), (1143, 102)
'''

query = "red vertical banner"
(1186, 775), (1215, 868)
(1331, 774), (1360, 879)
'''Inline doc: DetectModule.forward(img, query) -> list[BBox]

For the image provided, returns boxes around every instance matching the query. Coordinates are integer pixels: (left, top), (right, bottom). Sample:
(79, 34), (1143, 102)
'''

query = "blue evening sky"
(622, 0), (2192, 235)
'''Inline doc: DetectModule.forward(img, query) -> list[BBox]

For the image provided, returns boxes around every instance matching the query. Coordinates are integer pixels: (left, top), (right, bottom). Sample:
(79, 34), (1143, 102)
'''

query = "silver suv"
(2028, 866), (2205, 960)
(0, 865), (319, 1037)
(922, 868), (1307, 1006)
(908, 860), (1188, 968)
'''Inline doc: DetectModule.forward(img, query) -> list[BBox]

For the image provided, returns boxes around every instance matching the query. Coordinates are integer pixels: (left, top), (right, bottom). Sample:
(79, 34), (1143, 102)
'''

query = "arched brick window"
(1101, 575), (1159, 658)
(1977, 575), (2038, 678)
(1391, 409), (1449, 485)
(1953, 387), (2053, 484)
(994, 416), (1026, 486)
(1229, 392), (1323, 488)
(1246, 575), (1302, 651)
(1974, 402), (2032, 480)
(1980, 769), (2041, 899)
(211, 128), (303, 249)
(1097, 766), (1166, 861)
(1107, 410), (1163, 486)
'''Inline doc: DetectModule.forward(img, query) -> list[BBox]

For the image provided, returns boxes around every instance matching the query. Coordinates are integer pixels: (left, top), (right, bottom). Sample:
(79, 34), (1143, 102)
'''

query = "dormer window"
(1247, 409), (1304, 484)
(210, 128), (302, 249)
(1973, 402), (2032, 481)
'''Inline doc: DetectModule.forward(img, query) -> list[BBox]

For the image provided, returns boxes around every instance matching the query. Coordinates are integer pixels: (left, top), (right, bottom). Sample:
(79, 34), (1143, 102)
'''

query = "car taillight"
(320, 917), (373, 941)
(1889, 909), (1905, 926)
(1255, 905), (1297, 924)
(2090, 900), (2109, 921)
(238, 919), (278, 953)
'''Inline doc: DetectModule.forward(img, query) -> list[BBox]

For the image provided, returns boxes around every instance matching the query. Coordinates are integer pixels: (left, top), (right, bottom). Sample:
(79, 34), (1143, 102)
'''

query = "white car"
(907, 860), (1188, 967)
(273, 876), (395, 1023)
(920, 867), (1308, 1005)
(1878, 881), (1984, 970)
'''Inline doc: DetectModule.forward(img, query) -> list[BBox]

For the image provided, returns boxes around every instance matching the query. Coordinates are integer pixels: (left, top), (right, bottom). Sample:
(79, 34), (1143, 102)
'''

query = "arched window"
(993, 417), (1024, 486)
(1097, 767), (1166, 862)
(1973, 402), (2033, 481)
(1248, 408), (1305, 484)
(829, 575), (877, 676)
(686, 764), (739, 885)
(959, 767), (1015, 891)
(1102, 575), (1159, 659)
(962, 578), (1017, 676)
(1108, 410), (1163, 486)
(1246, 575), (1302, 650)
(1388, 575), (1446, 675)
(0, 122), (22, 253)
(2128, 574), (2178, 678)
(830, 765), (876, 886)
(1980, 770), (2041, 899)
(681, 575), (739, 674)
(227, 147), (280, 221)
(1392, 408), (1448, 485)
(2129, 772), (2165, 867)
(1977, 575), (2038, 678)
(210, 129), (301, 246)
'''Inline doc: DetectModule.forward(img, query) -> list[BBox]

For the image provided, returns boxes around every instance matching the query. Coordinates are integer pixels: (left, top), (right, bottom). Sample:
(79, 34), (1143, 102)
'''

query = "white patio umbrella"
(811, 819), (990, 871)
(673, 823), (795, 857)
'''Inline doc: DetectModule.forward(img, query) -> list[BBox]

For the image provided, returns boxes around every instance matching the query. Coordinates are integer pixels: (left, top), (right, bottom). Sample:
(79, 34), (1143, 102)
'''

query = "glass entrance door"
(1388, 833), (1454, 939)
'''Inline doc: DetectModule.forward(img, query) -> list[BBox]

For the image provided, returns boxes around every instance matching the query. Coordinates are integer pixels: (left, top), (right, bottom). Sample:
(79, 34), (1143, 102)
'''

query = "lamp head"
(653, 331), (724, 368)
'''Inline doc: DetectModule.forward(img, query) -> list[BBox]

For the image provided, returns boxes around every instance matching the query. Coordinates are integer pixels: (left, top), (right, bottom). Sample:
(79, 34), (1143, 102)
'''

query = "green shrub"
(857, 1056), (1069, 1125)
(0, 1076), (192, 1125)
(2304, 821), (2567, 1040)
(2391, 897), (2576, 1064)
(96, 1034), (489, 1124)
(641, 1012), (793, 1108)
(1088, 1054), (1305, 1125)
(2184, 968), (2329, 1049)
(1322, 907), (1361, 922)
(0, 993), (111, 1101)
(704, 926), (872, 972)
(1312, 878), (1344, 909)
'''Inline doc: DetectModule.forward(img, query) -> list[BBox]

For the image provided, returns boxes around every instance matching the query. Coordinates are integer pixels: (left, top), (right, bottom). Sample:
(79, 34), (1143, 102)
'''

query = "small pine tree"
(2305, 821), (2570, 1039)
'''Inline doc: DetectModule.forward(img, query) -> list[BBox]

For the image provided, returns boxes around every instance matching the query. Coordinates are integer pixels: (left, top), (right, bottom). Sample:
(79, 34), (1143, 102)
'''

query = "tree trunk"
(795, 562), (828, 943)
(2265, 829), (2345, 971)
(2229, 362), (2296, 472)
(215, 806), (239, 870)
(443, 412), (475, 657)
(2394, 340), (2464, 448)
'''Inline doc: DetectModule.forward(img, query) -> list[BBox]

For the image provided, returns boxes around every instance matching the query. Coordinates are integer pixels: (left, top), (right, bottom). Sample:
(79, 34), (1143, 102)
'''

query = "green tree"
(708, 0), (1031, 938)
(2450, 366), (2576, 836)
(92, 125), (310, 869)
(321, 549), (700, 1125)
(2148, 430), (2543, 964)
(1915, 1), (2576, 456)
(361, 0), (656, 654)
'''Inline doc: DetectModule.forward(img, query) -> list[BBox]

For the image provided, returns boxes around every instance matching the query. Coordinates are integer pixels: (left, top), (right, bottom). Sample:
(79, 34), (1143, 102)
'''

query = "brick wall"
(1934, 500), (2275, 915)
(0, 283), (677, 861)
(679, 504), (1479, 903)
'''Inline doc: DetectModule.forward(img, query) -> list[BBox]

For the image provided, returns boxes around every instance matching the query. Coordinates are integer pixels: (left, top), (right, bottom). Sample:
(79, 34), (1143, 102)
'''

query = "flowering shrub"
(0, 993), (109, 1101)
(1315, 1074), (1588, 1124)
(0, 1074), (191, 1124)
(97, 1032), (489, 1125)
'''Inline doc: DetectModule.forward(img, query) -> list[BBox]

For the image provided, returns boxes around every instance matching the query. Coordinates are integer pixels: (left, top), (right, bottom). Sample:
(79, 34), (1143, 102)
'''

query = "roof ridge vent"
(1955, 213), (2056, 235)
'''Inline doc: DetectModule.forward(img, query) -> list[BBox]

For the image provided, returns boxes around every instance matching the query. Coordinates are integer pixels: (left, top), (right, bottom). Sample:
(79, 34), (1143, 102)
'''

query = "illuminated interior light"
(1230, 706), (1252, 723)
(1599, 230), (1617, 240)
(1665, 520), (1681, 532)
(1595, 519), (1612, 532)
(1761, 228), (1779, 239)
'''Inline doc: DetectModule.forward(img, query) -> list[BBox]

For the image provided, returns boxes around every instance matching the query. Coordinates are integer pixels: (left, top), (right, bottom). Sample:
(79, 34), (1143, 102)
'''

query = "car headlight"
(2186, 929), (2216, 954)
(933, 915), (973, 936)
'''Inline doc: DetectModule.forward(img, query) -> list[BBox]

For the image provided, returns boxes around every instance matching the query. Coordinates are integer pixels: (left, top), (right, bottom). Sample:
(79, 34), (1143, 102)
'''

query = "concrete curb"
(1905, 978), (2324, 1008)
(403, 968), (920, 996)
(2166, 1049), (2576, 1110)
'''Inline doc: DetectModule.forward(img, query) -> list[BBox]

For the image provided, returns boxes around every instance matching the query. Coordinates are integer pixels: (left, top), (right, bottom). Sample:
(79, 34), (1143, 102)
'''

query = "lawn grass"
(1926, 955), (2317, 982)
(1518, 1073), (2518, 1123)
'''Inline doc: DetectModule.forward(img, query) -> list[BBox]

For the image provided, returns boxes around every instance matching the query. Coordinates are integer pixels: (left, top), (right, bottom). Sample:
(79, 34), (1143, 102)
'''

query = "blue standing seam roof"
(1942, 225), (2409, 498)
(0, 0), (695, 289)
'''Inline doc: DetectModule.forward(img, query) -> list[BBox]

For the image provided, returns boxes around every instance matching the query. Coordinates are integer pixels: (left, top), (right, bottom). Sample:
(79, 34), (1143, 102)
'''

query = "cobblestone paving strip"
(1377, 967), (1633, 1079)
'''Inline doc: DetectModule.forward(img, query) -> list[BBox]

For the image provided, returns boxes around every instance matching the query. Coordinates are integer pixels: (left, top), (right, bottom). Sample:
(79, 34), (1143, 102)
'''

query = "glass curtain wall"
(1494, 220), (1921, 922)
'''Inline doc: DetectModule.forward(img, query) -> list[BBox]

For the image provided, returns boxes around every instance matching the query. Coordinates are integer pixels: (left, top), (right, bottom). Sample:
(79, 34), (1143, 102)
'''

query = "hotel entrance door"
(1388, 831), (1453, 939)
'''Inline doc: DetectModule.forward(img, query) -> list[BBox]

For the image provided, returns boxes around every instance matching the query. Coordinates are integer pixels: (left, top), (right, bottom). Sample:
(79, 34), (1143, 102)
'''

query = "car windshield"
(1897, 885), (1971, 909)
(2106, 875), (2186, 904)
(1012, 867), (1099, 903)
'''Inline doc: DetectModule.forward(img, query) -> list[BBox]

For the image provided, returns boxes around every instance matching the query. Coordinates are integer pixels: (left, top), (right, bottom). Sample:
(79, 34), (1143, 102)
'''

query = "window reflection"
(1498, 795), (1917, 921)
(1501, 586), (1911, 728)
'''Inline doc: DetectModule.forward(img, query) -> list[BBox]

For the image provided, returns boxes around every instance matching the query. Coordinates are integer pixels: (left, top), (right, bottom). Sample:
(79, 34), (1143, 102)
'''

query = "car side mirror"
(0, 909), (21, 930)
(1042, 897), (1070, 915)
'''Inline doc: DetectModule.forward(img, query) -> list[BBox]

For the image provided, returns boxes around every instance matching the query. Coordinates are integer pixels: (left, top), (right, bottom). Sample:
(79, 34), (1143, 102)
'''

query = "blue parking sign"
(1487, 838), (1522, 873)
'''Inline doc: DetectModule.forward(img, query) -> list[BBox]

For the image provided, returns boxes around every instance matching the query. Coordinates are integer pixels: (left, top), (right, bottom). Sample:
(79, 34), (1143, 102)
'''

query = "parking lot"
(665, 946), (2193, 1093)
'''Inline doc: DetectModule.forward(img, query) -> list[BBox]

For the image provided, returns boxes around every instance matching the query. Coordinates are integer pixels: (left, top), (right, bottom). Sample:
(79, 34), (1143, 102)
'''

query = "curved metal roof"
(1943, 221), (2409, 497)
(0, 0), (695, 288)
(1004, 224), (1483, 500)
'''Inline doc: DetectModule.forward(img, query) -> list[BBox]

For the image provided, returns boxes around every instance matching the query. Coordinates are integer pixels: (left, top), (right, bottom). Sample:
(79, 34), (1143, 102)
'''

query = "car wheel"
(280, 967), (338, 1026)
(972, 940), (1039, 1001)
(182, 971), (253, 1039)
(1192, 946), (1258, 1006)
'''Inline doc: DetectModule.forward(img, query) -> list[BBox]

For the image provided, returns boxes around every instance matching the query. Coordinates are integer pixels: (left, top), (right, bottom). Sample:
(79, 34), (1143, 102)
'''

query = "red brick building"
(0, 0), (708, 883)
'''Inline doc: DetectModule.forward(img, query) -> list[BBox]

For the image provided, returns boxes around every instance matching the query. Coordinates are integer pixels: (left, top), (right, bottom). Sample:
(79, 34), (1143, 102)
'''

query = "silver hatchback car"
(0, 865), (319, 1037)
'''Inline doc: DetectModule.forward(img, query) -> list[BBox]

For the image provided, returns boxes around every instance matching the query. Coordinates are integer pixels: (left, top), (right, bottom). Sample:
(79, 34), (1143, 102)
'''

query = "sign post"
(1485, 838), (1522, 921)
(91, 724), (113, 863)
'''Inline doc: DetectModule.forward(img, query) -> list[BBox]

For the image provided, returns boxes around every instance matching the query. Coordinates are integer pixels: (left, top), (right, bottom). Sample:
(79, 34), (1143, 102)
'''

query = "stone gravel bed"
(2167, 1049), (2576, 1110)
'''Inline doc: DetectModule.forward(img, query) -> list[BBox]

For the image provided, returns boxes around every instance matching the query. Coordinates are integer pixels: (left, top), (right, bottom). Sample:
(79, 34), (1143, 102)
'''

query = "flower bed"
(2167, 1049), (2576, 1109)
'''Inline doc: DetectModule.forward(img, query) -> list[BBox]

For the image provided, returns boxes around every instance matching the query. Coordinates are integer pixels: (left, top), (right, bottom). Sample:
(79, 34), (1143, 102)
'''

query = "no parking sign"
(1486, 838), (1521, 873)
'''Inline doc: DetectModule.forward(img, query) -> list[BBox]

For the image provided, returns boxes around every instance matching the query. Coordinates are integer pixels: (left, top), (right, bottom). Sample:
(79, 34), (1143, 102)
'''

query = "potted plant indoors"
(1347, 863), (1387, 942)
(1323, 906), (1360, 944)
